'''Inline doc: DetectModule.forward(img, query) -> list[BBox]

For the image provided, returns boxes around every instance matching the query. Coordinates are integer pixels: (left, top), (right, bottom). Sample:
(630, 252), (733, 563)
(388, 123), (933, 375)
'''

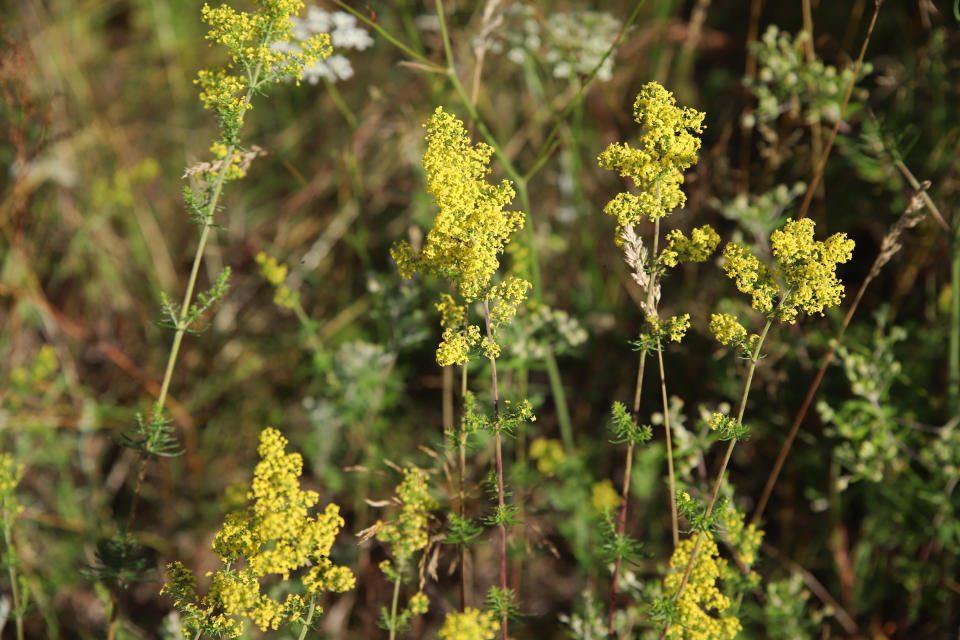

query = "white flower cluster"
(483, 7), (621, 82)
(273, 7), (374, 83)
(744, 25), (872, 127)
(508, 304), (588, 361)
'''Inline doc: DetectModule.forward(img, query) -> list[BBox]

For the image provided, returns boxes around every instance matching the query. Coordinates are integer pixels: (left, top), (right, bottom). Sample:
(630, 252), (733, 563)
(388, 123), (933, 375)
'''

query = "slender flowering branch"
(599, 85), (709, 635)
(123, 0), (333, 534)
(753, 189), (929, 523)
(484, 300), (508, 640)
(657, 318), (772, 640)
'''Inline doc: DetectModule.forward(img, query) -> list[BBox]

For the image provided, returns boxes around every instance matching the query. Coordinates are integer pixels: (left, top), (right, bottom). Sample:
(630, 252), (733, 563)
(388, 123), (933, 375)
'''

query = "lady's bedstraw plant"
(103, 0), (333, 595)
(392, 107), (533, 636)
(1, 454), (27, 640)
(373, 467), (437, 639)
(598, 81), (717, 634)
(162, 428), (354, 638)
(655, 218), (853, 639)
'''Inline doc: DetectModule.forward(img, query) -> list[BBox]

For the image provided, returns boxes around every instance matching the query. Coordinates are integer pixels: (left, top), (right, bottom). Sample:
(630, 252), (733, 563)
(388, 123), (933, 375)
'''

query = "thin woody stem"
(459, 346), (469, 610)
(796, 0), (882, 221)
(297, 597), (318, 640)
(752, 191), (931, 523)
(610, 208), (674, 637)
(658, 318), (773, 640)
(656, 342), (679, 548)
(388, 575), (402, 640)
(484, 300), (508, 640)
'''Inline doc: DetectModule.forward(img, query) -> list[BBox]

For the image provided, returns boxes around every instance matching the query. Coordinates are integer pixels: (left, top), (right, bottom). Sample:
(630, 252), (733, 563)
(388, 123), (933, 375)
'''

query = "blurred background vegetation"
(1, 0), (959, 638)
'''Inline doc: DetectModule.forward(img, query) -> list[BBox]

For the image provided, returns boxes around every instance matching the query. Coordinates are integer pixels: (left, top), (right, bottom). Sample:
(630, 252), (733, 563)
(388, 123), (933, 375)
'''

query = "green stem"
(126, 33), (271, 531)
(609, 211), (667, 636)
(647, 216), (679, 549)
(4, 513), (23, 640)
(330, 0), (441, 69)
(657, 318), (773, 640)
(298, 596), (318, 640)
(458, 356), (469, 610)
(484, 300), (509, 640)
(656, 339), (678, 549)
(543, 350), (574, 451)
(388, 576), (402, 640)
(322, 76), (358, 128)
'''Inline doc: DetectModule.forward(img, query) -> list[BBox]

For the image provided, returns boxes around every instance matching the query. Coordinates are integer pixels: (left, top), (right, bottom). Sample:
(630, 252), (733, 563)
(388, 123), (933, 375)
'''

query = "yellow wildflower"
(408, 591), (430, 615)
(663, 535), (741, 639)
(719, 504), (764, 568)
(722, 218), (853, 323)
(438, 607), (500, 640)
(436, 294), (465, 329)
(376, 467), (437, 566)
(598, 81), (705, 234)
(392, 107), (526, 302)
(392, 108), (530, 366)
(437, 325), (482, 367)
(771, 218), (855, 319)
(256, 252), (301, 310)
(708, 313), (747, 346)
(162, 427), (354, 638)
(591, 479), (622, 515)
(722, 242), (778, 314)
(195, 0), (331, 150)
(256, 252), (288, 286)
(659, 225), (721, 267)
(529, 438), (567, 474)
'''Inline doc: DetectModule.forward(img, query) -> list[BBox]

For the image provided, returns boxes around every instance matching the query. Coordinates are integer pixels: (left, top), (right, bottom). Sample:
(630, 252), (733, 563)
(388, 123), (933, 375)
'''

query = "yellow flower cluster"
(708, 313), (747, 346)
(489, 276), (532, 329)
(719, 504), (764, 568)
(408, 591), (430, 615)
(598, 82), (705, 234)
(529, 437), (567, 474)
(162, 427), (354, 638)
(0, 453), (24, 514)
(722, 218), (854, 323)
(255, 252), (299, 310)
(393, 108), (531, 366)
(437, 325), (483, 367)
(659, 225), (721, 267)
(376, 467), (438, 566)
(722, 242), (778, 314)
(196, 0), (332, 142)
(646, 314), (691, 344)
(393, 107), (527, 302)
(438, 607), (500, 640)
(771, 218), (855, 320)
(210, 142), (249, 180)
(436, 294), (465, 329)
(663, 535), (741, 640)
(590, 479), (622, 515)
